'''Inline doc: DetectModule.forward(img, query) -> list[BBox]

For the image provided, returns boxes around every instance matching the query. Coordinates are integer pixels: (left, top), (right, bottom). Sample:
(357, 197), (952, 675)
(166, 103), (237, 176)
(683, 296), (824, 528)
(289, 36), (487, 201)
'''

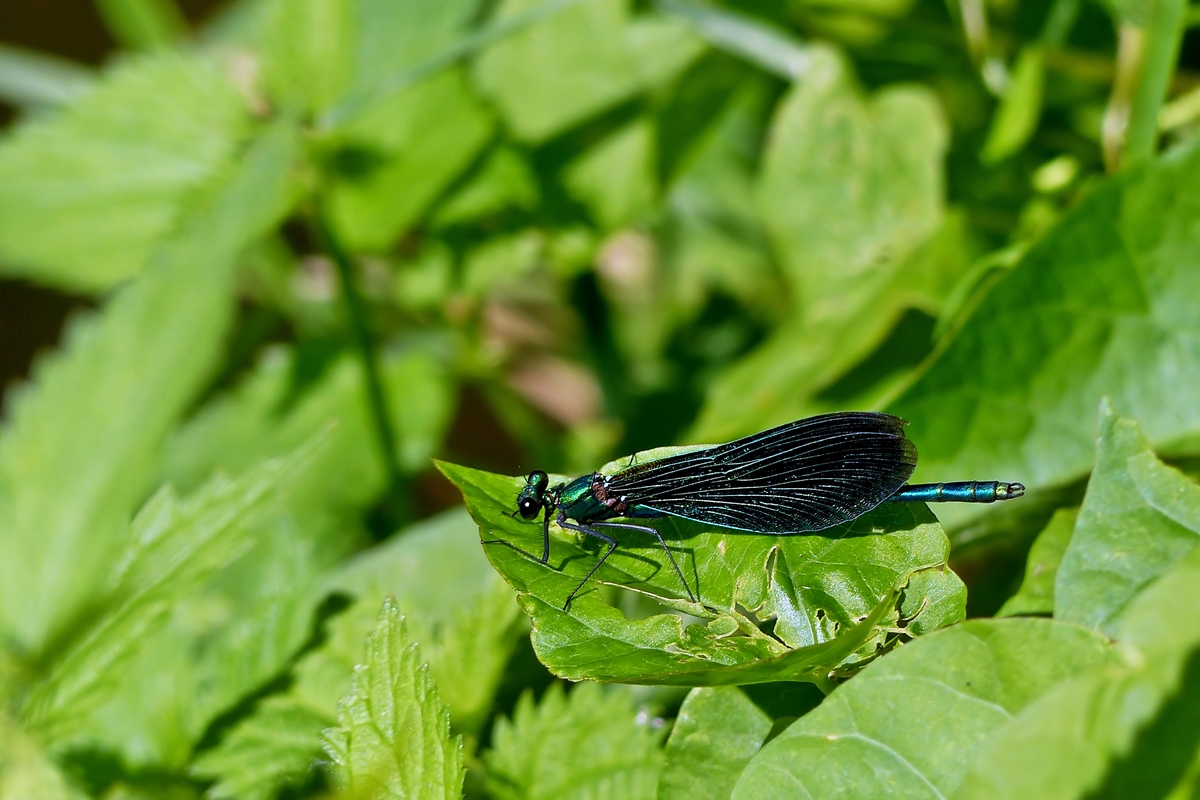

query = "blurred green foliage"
(0, 0), (1199, 797)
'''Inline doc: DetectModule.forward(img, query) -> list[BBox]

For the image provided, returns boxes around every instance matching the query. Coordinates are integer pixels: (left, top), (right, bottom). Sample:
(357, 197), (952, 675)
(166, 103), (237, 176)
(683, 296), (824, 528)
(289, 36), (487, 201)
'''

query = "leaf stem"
(311, 204), (404, 494)
(1119, 0), (1187, 168)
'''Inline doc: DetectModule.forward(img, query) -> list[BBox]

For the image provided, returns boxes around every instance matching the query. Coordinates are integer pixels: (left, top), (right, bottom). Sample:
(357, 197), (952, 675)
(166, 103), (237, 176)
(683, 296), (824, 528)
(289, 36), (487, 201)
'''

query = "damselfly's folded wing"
(608, 412), (918, 533)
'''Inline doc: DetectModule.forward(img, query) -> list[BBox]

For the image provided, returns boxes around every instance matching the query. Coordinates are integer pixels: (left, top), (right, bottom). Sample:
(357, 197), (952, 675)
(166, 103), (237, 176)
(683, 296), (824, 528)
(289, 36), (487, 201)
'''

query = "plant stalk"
(312, 205), (404, 494)
(1120, 0), (1187, 168)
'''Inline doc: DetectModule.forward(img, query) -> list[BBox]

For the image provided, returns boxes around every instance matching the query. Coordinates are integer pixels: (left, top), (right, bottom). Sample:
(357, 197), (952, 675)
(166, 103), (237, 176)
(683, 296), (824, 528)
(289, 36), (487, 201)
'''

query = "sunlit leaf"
(484, 683), (664, 800)
(0, 54), (251, 291)
(981, 45), (1045, 164)
(655, 0), (809, 80)
(0, 715), (84, 800)
(440, 460), (964, 685)
(692, 46), (957, 441)
(319, 509), (525, 735)
(259, 0), (353, 114)
(474, 0), (695, 142)
(657, 687), (773, 800)
(0, 125), (298, 658)
(21, 436), (319, 747)
(756, 44), (946, 307)
(321, 598), (464, 800)
(889, 142), (1200, 499)
(1056, 403), (1200, 635)
(0, 44), (94, 108)
(81, 513), (338, 770)
(733, 618), (1112, 798)
(692, 211), (974, 441)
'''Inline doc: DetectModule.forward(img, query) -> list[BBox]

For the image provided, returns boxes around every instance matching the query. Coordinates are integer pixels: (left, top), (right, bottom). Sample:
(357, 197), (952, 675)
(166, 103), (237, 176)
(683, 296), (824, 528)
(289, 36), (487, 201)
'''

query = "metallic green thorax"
(517, 471), (634, 523)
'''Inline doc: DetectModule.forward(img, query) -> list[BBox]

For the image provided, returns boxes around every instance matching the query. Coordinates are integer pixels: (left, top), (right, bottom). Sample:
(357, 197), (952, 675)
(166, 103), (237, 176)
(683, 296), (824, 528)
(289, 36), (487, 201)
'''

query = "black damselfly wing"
(608, 412), (918, 533)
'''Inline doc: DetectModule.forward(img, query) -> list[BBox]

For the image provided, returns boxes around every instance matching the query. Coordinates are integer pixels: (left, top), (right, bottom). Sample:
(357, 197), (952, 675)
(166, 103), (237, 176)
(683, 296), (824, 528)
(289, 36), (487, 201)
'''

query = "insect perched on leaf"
(489, 412), (1024, 609)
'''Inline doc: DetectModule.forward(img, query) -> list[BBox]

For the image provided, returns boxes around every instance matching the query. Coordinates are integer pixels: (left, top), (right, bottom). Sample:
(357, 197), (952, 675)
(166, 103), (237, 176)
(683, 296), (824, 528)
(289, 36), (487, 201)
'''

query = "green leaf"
(190, 698), (330, 800)
(81, 509), (340, 770)
(1055, 403), (1200, 635)
(474, 0), (685, 143)
(159, 344), (453, 497)
(889, 141), (1200, 499)
(305, 509), (523, 735)
(324, 67), (493, 250)
(655, 0), (809, 80)
(211, 510), (515, 796)
(732, 618), (1112, 799)
(21, 435), (319, 746)
(439, 461), (964, 685)
(0, 715), (85, 800)
(321, 598), (465, 800)
(980, 45), (1045, 164)
(0, 124), (298, 657)
(94, 0), (188, 50)
(690, 209), (973, 442)
(0, 54), (252, 291)
(484, 683), (664, 800)
(996, 506), (1077, 617)
(657, 687), (773, 800)
(755, 44), (946, 308)
(0, 44), (94, 108)
(432, 146), (541, 228)
(259, 0), (354, 114)
(691, 47), (959, 442)
(562, 118), (657, 230)
(958, 545), (1200, 799)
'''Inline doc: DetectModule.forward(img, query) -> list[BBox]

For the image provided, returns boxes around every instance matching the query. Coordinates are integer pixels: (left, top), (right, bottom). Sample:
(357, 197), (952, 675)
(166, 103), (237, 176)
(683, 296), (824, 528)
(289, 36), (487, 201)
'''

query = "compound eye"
(518, 498), (539, 520)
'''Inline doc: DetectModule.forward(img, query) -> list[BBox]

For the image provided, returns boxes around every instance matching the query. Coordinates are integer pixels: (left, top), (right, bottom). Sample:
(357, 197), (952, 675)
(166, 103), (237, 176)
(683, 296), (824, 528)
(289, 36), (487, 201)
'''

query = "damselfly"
(494, 412), (1023, 608)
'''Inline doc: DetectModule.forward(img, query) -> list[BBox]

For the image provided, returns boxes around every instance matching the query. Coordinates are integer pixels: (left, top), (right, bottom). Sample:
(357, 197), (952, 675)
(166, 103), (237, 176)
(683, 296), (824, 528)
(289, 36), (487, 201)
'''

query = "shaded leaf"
(958, 545), (1200, 799)
(693, 211), (974, 441)
(432, 146), (540, 228)
(321, 598), (464, 800)
(94, 0), (187, 50)
(190, 698), (329, 800)
(733, 618), (1112, 798)
(658, 687), (772, 800)
(1056, 403), (1200, 635)
(889, 141), (1200, 500)
(0, 124), (298, 657)
(996, 506), (1077, 618)
(484, 683), (663, 800)
(440, 460), (964, 685)
(563, 118), (657, 230)
(0, 54), (251, 291)
(325, 67), (493, 250)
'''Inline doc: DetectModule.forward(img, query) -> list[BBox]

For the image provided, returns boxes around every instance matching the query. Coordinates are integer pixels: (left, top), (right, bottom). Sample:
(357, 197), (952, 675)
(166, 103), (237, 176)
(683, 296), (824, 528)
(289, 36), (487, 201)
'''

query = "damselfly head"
(516, 470), (550, 519)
